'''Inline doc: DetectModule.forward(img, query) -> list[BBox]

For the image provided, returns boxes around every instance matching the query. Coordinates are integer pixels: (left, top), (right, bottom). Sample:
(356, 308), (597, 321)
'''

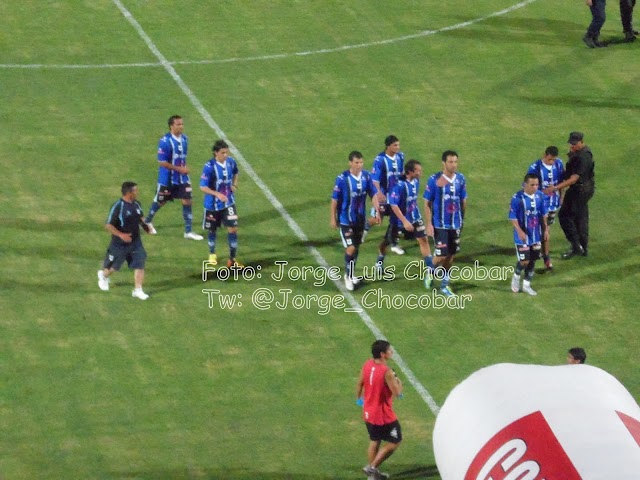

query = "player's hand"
(517, 230), (527, 242)
(218, 193), (229, 203)
(177, 165), (189, 174)
(376, 192), (386, 204)
(426, 224), (434, 237)
(369, 214), (381, 226)
(436, 176), (448, 187)
(120, 233), (133, 243)
(585, 0), (592, 5)
(403, 221), (414, 232)
(544, 230), (549, 241)
(543, 187), (555, 196)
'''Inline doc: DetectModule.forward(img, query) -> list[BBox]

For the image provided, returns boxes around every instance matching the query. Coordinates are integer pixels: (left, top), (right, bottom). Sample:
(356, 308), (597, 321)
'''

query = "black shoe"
(583, 35), (597, 48)
(593, 38), (608, 47)
(561, 247), (584, 259)
(624, 31), (636, 42)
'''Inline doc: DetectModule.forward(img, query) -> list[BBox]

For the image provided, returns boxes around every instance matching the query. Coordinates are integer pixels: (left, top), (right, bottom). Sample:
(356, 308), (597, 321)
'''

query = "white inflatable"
(433, 363), (640, 480)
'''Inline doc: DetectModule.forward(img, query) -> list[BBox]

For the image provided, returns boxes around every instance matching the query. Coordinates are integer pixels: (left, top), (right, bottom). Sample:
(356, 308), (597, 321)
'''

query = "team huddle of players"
(330, 135), (564, 296)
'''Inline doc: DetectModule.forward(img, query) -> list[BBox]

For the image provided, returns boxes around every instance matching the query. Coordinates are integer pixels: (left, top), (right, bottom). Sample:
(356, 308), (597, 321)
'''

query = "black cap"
(568, 131), (584, 145)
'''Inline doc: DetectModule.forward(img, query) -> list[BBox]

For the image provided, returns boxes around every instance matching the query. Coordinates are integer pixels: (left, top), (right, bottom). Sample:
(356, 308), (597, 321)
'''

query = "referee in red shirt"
(356, 340), (403, 479)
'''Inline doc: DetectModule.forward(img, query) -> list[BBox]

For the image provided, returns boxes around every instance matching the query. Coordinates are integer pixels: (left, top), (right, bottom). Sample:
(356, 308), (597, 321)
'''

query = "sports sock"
(208, 231), (217, 254)
(182, 205), (193, 233)
(228, 232), (238, 259)
(345, 254), (355, 278)
(515, 262), (525, 275)
(146, 202), (161, 223)
(524, 261), (535, 281)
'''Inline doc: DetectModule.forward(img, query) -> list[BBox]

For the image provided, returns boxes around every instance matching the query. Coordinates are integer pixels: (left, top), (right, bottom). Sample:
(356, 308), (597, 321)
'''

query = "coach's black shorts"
(515, 242), (541, 263)
(154, 183), (193, 203)
(434, 228), (461, 257)
(203, 205), (238, 231)
(365, 420), (402, 443)
(103, 238), (147, 270)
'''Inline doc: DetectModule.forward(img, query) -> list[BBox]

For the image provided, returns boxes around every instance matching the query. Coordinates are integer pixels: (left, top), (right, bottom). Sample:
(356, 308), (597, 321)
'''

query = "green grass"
(1, 1), (639, 479)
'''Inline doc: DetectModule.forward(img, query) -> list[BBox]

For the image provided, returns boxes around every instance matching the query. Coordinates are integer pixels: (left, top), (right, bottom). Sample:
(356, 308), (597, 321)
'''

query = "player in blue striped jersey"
(509, 174), (549, 296)
(370, 135), (405, 254)
(144, 115), (203, 240)
(375, 160), (434, 283)
(423, 150), (467, 296)
(527, 146), (564, 270)
(331, 151), (380, 291)
(200, 140), (242, 268)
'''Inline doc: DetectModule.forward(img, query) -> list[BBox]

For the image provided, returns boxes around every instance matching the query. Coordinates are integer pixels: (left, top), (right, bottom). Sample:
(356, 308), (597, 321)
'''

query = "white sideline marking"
(2, 0), (537, 71)
(111, 0), (451, 415)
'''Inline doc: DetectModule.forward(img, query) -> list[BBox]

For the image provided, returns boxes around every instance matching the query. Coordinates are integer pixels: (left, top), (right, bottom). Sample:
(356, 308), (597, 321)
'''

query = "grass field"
(2, 1), (639, 479)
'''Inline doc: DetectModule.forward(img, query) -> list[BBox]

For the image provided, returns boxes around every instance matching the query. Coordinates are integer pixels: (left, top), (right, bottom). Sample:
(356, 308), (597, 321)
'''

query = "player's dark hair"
(348, 150), (363, 162)
(168, 115), (182, 127)
(545, 146), (559, 157)
(523, 173), (539, 183)
(212, 139), (229, 152)
(442, 150), (458, 162)
(121, 181), (137, 195)
(568, 347), (586, 364)
(371, 340), (391, 359)
(405, 159), (421, 174)
(384, 135), (399, 147)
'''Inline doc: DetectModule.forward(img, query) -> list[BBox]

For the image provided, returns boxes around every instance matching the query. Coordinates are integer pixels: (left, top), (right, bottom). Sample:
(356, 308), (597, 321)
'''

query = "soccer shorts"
(365, 420), (403, 444)
(203, 205), (239, 231)
(154, 183), (193, 203)
(515, 242), (541, 263)
(103, 238), (147, 270)
(547, 209), (557, 226)
(339, 223), (365, 248)
(434, 228), (461, 257)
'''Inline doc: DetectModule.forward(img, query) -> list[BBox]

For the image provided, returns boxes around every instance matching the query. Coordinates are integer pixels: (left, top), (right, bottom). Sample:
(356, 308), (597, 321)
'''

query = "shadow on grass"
(111, 464), (440, 479)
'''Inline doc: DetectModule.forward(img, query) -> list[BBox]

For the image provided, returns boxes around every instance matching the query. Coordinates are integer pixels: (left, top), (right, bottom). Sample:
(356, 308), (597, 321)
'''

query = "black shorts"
(340, 223), (365, 248)
(203, 205), (239, 231)
(386, 219), (426, 243)
(434, 228), (461, 257)
(515, 243), (541, 262)
(365, 420), (402, 444)
(103, 238), (147, 270)
(154, 183), (193, 203)
(547, 210), (557, 226)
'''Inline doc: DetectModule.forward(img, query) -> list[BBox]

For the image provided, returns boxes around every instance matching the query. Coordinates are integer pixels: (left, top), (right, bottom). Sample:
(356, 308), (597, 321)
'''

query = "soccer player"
(330, 151), (380, 291)
(423, 150), (467, 296)
(200, 140), (242, 268)
(144, 115), (203, 240)
(527, 146), (564, 270)
(371, 135), (405, 254)
(98, 181), (152, 300)
(375, 160), (434, 280)
(567, 347), (587, 364)
(509, 174), (548, 296)
(356, 340), (403, 480)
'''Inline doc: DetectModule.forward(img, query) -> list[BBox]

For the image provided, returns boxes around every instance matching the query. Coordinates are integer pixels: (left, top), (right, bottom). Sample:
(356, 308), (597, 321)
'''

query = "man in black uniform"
(98, 181), (152, 300)
(621, 0), (638, 42)
(544, 132), (595, 259)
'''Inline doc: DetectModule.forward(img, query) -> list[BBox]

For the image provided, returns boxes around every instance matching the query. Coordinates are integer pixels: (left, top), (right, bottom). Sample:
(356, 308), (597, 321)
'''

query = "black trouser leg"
(576, 191), (593, 251)
(621, 0), (636, 32)
(559, 193), (582, 250)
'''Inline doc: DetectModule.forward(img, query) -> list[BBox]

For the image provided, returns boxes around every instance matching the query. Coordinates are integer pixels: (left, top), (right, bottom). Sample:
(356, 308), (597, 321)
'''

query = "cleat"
(131, 289), (149, 300)
(374, 262), (384, 276)
(390, 245), (405, 255)
(227, 259), (244, 269)
(146, 223), (157, 235)
(363, 466), (389, 480)
(561, 247), (584, 259)
(208, 253), (218, 265)
(582, 34), (597, 48)
(424, 269), (433, 290)
(352, 276), (362, 286)
(184, 231), (203, 240)
(522, 283), (537, 296)
(544, 259), (553, 271)
(511, 273), (521, 293)
(97, 270), (110, 291)
(440, 285), (455, 297)
(624, 31), (636, 42)
(344, 274), (354, 291)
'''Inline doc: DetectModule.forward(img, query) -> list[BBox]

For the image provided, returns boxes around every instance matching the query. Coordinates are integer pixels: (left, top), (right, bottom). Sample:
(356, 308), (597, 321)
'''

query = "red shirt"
(361, 358), (397, 425)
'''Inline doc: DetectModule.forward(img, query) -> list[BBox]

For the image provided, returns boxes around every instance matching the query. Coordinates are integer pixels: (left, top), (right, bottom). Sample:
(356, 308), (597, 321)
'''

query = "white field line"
(111, 0), (451, 415)
(2, 0), (538, 70)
